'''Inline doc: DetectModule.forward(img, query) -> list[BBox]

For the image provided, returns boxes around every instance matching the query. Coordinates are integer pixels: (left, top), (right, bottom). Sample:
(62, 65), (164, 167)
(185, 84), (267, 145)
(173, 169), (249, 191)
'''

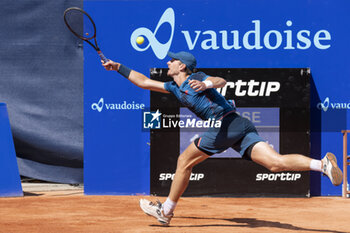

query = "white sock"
(163, 198), (177, 216)
(310, 159), (322, 172)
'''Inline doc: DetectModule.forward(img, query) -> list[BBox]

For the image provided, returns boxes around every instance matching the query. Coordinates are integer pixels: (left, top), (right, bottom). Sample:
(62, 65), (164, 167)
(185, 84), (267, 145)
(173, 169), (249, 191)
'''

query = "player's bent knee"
(176, 155), (195, 172)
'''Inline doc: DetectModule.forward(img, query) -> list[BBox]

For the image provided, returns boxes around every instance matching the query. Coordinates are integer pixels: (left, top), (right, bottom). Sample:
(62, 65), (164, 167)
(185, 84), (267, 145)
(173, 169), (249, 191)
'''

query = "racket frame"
(63, 7), (108, 62)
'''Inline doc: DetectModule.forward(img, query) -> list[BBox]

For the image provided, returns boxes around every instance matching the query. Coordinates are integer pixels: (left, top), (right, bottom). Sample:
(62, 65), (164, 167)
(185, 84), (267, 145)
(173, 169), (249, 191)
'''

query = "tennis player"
(102, 51), (343, 226)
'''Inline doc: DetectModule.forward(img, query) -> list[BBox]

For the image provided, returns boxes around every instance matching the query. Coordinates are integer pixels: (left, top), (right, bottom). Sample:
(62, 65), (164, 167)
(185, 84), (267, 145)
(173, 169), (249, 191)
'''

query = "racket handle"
(98, 51), (108, 63)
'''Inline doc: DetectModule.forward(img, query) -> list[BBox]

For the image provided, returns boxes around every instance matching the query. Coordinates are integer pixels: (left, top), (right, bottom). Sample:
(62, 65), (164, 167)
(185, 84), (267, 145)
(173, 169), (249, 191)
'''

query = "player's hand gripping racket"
(63, 7), (108, 63)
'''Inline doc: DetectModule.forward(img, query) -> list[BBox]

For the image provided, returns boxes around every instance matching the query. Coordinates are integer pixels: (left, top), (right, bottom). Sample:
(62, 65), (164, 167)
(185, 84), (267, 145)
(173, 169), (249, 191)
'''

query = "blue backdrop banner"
(84, 0), (350, 196)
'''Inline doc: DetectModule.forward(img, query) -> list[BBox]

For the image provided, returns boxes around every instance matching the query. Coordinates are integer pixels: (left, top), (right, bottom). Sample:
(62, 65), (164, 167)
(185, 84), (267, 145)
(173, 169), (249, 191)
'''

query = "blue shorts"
(194, 112), (264, 160)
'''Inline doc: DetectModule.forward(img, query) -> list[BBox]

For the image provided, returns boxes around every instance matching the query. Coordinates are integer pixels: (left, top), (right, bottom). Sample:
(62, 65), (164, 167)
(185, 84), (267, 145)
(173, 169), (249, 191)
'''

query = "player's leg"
(250, 141), (342, 185)
(251, 141), (312, 171)
(139, 142), (209, 225)
(168, 142), (209, 202)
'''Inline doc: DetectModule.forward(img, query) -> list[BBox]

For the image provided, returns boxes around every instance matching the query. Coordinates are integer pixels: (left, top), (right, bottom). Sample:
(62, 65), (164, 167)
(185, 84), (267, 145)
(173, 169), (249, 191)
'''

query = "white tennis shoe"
(322, 152), (343, 186)
(139, 199), (173, 226)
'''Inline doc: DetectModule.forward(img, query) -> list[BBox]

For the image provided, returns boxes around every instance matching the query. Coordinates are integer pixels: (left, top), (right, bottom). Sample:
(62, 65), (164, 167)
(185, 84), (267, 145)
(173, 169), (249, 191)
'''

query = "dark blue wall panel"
(0, 104), (22, 197)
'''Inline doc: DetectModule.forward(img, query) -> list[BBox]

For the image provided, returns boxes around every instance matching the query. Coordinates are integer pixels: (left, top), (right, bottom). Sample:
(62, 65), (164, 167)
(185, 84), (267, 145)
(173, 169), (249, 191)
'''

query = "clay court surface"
(0, 189), (349, 233)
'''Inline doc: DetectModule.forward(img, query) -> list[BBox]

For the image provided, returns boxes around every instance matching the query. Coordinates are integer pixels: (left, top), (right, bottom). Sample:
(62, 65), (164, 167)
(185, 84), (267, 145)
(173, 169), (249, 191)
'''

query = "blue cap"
(167, 51), (197, 71)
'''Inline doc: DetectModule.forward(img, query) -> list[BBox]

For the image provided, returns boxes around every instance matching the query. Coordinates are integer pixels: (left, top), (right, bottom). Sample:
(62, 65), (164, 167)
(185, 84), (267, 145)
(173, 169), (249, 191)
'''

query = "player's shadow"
(23, 192), (43, 196)
(151, 216), (347, 233)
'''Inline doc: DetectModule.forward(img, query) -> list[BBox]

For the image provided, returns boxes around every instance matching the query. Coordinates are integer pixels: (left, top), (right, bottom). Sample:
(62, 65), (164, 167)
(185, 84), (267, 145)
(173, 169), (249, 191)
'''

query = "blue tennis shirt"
(164, 72), (235, 120)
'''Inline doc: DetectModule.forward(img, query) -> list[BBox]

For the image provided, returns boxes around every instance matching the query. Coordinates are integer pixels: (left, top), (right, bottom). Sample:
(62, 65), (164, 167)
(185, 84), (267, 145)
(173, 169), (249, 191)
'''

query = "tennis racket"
(63, 7), (108, 63)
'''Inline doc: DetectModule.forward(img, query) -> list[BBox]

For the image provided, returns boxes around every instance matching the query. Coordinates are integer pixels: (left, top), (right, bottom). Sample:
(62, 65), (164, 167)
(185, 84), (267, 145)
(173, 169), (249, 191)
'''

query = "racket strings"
(64, 9), (95, 40)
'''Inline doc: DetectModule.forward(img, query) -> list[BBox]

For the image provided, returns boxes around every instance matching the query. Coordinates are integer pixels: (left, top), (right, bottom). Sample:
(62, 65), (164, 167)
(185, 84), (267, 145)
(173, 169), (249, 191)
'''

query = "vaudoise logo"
(130, 8), (175, 59)
(91, 98), (145, 112)
(317, 97), (350, 112)
(130, 8), (331, 59)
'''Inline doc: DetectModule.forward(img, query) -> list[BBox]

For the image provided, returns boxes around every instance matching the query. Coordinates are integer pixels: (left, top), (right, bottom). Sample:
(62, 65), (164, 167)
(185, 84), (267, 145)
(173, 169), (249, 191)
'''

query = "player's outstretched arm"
(102, 60), (169, 94)
(188, 76), (226, 92)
